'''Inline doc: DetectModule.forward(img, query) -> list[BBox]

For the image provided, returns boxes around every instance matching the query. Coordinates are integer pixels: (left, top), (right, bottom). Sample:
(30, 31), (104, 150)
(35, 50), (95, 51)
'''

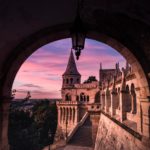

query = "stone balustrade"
(57, 101), (79, 105)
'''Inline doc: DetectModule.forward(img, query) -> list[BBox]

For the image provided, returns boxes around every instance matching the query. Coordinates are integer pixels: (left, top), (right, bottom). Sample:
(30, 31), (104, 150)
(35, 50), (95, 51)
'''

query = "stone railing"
(101, 111), (142, 140)
(56, 101), (79, 105)
(66, 112), (89, 143)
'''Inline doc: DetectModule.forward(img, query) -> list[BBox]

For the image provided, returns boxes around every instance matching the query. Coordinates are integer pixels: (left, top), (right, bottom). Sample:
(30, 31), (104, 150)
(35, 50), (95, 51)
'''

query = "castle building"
(54, 50), (147, 150)
(61, 50), (100, 104)
(54, 50), (100, 147)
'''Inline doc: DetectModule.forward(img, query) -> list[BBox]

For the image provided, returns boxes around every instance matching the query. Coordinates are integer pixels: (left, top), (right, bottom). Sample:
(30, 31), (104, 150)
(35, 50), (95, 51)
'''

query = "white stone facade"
(54, 51), (150, 150)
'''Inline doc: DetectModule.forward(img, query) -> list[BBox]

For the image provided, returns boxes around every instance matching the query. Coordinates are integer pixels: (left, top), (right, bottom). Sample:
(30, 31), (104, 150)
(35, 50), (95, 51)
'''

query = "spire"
(100, 62), (102, 70)
(63, 49), (80, 76)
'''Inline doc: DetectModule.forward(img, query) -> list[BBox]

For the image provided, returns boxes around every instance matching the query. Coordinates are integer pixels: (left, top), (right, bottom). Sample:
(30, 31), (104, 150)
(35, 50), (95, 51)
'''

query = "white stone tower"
(62, 50), (81, 89)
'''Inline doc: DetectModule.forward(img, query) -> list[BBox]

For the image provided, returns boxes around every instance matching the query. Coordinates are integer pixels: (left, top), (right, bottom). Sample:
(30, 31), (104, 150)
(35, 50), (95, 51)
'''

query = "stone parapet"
(140, 100), (150, 138)
(94, 113), (150, 150)
(57, 101), (79, 105)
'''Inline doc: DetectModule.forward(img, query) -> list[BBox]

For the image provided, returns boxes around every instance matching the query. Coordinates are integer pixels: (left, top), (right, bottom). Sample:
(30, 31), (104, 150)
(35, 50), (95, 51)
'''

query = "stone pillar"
(0, 98), (11, 150)
(58, 107), (61, 125)
(130, 91), (136, 114)
(68, 108), (70, 124)
(63, 108), (65, 124)
(60, 108), (62, 124)
(119, 90), (127, 122)
(100, 93), (105, 110)
(105, 89), (110, 113)
(64, 108), (67, 125)
(140, 100), (150, 139)
(110, 91), (117, 116)
(104, 90), (108, 112)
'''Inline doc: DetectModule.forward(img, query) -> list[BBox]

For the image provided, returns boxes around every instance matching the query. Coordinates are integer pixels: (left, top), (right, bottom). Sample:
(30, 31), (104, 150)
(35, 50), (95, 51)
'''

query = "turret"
(62, 50), (81, 88)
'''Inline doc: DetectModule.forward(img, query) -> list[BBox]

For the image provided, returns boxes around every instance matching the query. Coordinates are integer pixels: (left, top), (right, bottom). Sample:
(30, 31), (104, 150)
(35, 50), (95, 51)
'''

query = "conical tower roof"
(63, 50), (80, 76)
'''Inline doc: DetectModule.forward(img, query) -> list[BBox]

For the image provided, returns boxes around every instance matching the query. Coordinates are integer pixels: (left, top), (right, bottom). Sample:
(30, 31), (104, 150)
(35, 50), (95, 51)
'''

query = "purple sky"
(12, 38), (126, 99)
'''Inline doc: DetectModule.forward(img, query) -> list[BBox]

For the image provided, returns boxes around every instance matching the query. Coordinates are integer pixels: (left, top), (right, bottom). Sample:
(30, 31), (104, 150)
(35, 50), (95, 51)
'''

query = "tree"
(9, 100), (57, 150)
(83, 76), (97, 83)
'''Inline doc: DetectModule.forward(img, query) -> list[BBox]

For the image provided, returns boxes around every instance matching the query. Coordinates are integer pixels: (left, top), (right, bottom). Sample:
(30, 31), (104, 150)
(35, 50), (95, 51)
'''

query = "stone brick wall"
(95, 113), (149, 150)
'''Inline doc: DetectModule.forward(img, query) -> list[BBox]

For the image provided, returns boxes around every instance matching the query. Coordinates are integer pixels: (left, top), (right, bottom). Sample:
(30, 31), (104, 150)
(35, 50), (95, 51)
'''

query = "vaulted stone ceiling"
(0, 0), (150, 97)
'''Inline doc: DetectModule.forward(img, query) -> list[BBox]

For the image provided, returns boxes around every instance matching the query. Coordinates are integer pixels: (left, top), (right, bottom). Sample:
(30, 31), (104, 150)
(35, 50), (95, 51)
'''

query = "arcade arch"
(0, 28), (150, 150)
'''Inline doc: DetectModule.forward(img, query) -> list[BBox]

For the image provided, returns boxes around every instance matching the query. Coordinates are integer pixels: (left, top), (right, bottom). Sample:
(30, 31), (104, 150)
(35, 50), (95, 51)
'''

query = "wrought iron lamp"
(71, 0), (86, 60)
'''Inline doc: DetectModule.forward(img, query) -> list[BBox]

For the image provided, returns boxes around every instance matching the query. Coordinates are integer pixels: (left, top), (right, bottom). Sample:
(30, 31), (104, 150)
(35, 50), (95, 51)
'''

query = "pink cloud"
(13, 39), (126, 99)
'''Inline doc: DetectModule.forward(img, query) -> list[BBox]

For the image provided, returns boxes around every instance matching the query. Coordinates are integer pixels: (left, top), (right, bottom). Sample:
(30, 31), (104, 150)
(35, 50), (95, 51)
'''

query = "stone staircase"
(68, 116), (93, 147)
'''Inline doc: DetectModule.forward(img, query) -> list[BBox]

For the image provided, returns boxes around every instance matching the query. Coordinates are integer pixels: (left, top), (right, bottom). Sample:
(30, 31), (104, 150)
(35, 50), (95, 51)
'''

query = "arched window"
(70, 78), (73, 84)
(66, 78), (69, 84)
(126, 85), (129, 93)
(77, 78), (79, 83)
(87, 96), (89, 102)
(91, 105), (94, 109)
(80, 93), (85, 101)
(76, 95), (79, 101)
(65, 93), (71, 101)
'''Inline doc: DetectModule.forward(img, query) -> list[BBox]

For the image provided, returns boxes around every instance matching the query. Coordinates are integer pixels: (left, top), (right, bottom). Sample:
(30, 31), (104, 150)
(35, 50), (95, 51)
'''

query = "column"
(63, 108), (65, 124)
(58, 107), (61, 125)
(140, 100), (150, 139)
(60, 108), (62, 124)
(65, 108), (68, 125)
(105, 89), (110, 113)
(104, 90), (108, 112)
(73, 108), (75, 124)
(71, 108), (73, 124)
(68, 108), (70, 124)
(100, 92), (104, 110)
(0, 97), (11, 150)
(119, 90), (127, 122)
(74, 108), (79, 124)
(130, 91), (136, 114)
(110, 91), (117, 116)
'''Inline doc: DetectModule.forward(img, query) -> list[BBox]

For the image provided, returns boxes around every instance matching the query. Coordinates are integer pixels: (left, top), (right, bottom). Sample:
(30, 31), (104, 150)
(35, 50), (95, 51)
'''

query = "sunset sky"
(12, 38), (126, 99)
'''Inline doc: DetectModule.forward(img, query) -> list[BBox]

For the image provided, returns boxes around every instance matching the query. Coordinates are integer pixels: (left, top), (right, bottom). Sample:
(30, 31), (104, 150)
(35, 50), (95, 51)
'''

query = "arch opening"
(1, 27), (150, 150)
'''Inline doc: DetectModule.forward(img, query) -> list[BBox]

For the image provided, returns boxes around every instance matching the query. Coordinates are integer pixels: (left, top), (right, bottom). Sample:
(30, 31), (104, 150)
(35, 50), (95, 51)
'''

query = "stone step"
(68, 116), (93, 147)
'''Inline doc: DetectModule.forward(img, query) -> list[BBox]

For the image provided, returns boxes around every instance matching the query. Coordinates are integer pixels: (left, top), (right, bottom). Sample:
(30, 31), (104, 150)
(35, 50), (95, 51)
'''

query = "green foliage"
(83, 76), (97, 83)
(8, 100), (57, 150)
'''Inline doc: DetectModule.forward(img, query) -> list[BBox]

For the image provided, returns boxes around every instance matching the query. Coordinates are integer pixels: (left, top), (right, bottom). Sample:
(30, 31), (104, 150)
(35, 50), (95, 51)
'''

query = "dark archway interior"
(0, 1), (150, 150)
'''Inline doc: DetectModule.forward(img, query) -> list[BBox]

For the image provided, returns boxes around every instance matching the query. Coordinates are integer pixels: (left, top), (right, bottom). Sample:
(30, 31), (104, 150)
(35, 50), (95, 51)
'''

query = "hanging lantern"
(71, 1), (86, 60)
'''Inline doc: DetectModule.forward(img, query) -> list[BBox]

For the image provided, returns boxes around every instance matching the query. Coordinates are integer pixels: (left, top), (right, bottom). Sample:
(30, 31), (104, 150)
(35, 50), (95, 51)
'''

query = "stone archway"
(0, 21), (150, 150)
(1, 29), (150, 99)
